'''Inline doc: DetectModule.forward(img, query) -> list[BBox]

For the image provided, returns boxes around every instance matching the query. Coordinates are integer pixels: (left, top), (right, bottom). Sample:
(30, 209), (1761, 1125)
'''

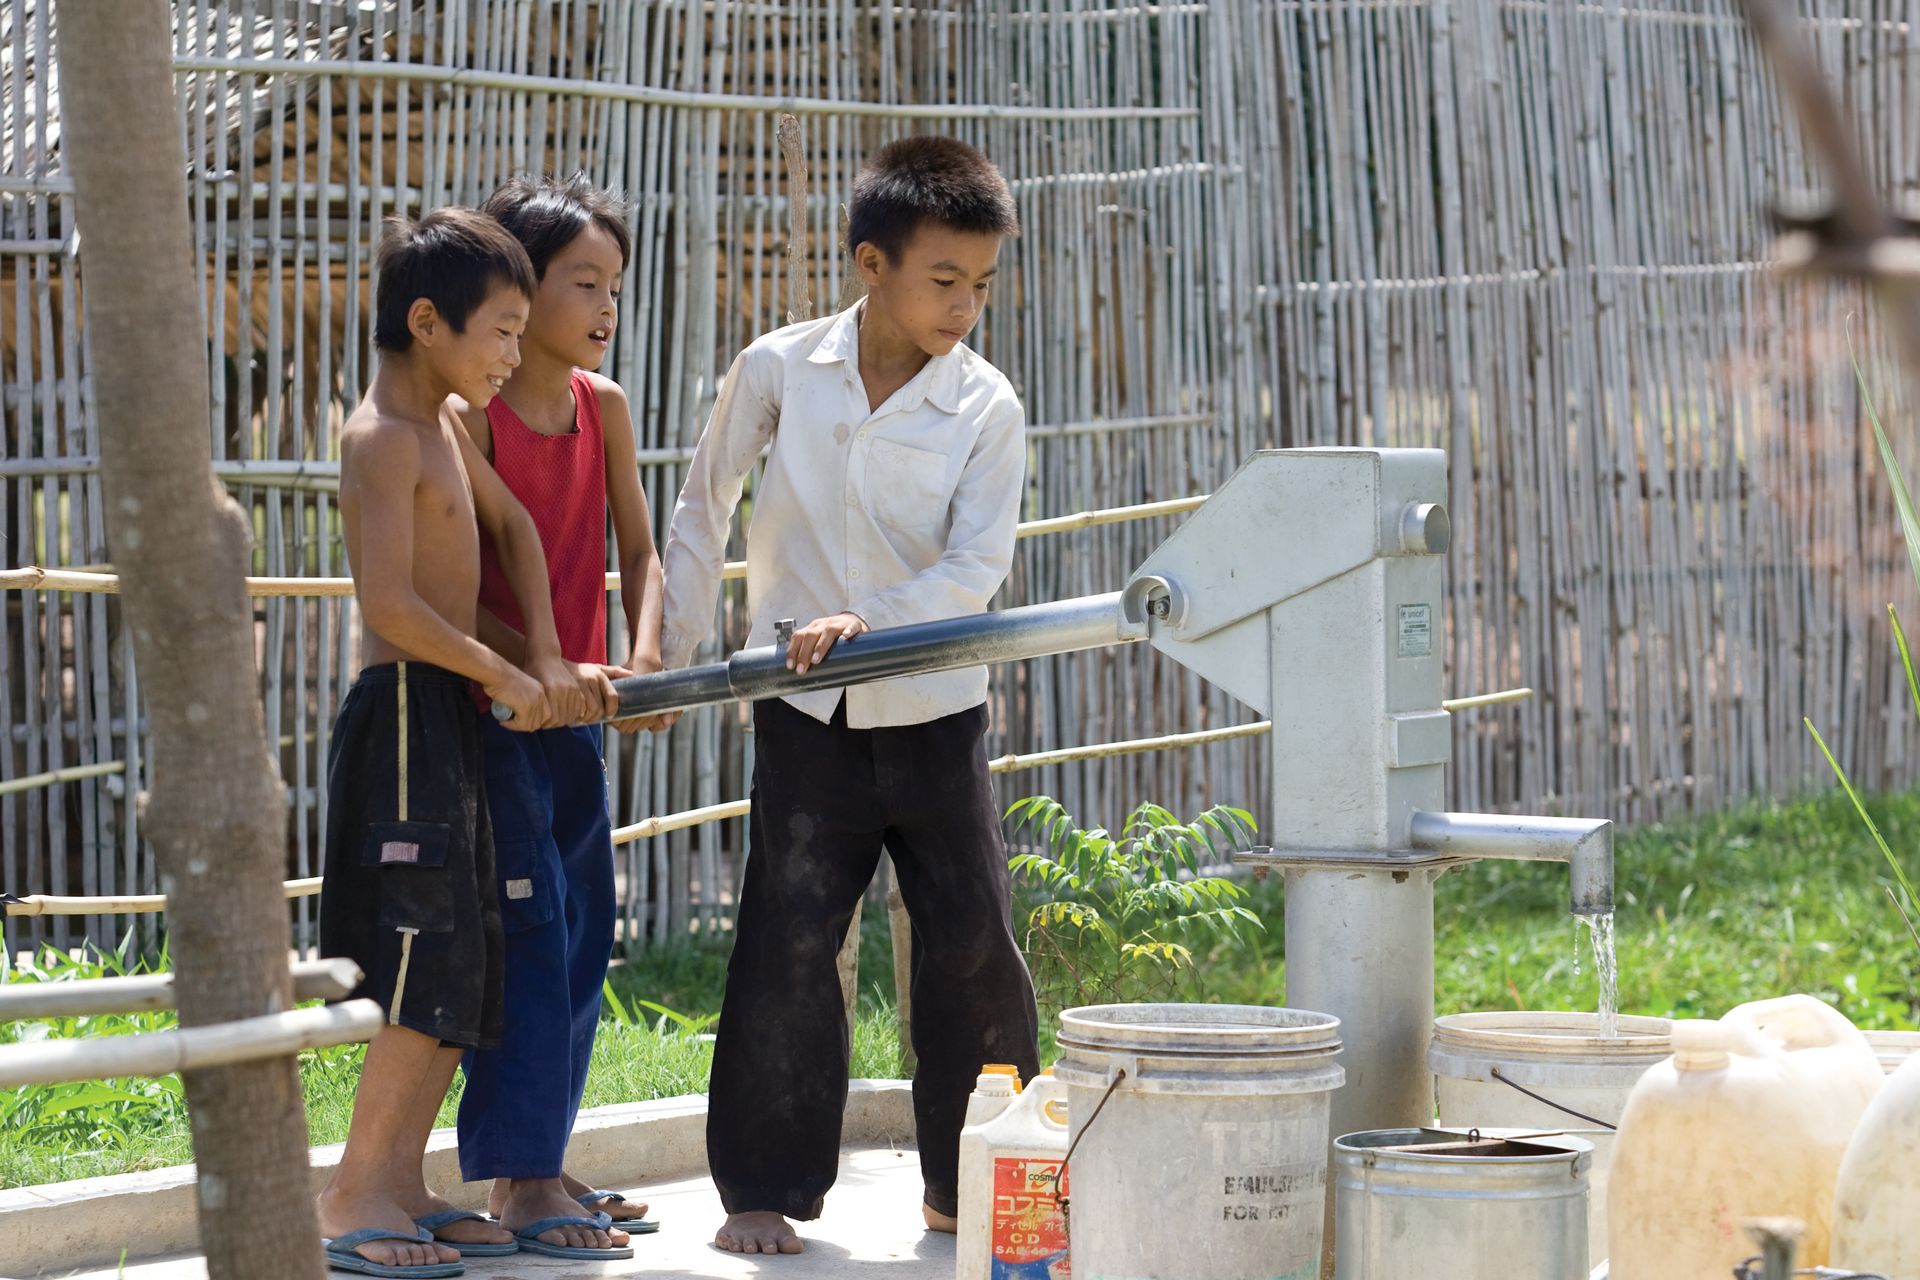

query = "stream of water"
(1578, 911), (1620, 1038)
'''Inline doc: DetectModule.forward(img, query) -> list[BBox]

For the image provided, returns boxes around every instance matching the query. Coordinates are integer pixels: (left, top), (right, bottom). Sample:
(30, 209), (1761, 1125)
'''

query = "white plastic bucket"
(1862, 1029), (1920, 1074)
(1428, 1011), (1671, 1270)
(1333, 1127), (1593, 1280)
(1053, 1003), (1345, 1280)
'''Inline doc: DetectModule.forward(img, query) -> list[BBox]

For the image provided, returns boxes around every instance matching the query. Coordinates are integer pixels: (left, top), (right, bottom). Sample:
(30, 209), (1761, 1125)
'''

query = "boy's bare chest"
(414, 443), (478, 553)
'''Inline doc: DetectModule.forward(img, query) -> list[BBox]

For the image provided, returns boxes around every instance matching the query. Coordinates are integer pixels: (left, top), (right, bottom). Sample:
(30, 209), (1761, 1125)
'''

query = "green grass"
(1212, 787), (1920, 1030)
(0, 955), (905, 1190)
(5, 785), (1918, 1189)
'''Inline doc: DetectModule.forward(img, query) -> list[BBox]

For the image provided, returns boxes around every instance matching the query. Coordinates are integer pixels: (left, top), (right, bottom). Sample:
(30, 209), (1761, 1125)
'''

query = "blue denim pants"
(457, 720), (614, 1181)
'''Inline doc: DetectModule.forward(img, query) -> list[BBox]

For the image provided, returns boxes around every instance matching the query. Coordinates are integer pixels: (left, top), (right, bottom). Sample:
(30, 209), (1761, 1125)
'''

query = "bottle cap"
(978, 1063), (1022, 1095)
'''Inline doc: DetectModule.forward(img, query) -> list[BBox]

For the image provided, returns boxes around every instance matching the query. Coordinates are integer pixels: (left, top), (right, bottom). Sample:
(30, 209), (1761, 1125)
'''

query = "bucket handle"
(1488, 1065), (1616, 1131)
(1050, 1066), (1129, 1245)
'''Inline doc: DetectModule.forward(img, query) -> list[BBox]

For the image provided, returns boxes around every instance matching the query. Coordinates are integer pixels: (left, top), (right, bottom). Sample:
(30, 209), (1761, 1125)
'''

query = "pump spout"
(1408, 811), (1614, 916)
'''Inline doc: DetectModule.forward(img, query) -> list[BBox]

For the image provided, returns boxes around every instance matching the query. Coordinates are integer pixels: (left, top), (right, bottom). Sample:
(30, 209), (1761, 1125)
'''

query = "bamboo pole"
(0, 999), (385, 1089)
(0, 492), (1217, 599)
(0, 957), (363, 1019)
(167, 55), (1202, 122)
(0, 758), (124, 797)
(7, 876), (325, 917)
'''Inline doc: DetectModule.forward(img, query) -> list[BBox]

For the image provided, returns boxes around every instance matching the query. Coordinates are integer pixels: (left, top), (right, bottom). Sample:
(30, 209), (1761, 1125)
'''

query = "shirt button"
(850, 568), (862, 580)
(846, 495), (858, 508)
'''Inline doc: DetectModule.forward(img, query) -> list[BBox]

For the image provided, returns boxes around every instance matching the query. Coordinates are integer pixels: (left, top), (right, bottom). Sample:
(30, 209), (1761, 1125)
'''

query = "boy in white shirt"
(659, 136), (1039, 1257)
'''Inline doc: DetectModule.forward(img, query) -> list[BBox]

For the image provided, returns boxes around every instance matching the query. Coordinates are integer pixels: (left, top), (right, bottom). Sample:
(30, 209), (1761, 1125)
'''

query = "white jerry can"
(957, 1069), (1071, 1280)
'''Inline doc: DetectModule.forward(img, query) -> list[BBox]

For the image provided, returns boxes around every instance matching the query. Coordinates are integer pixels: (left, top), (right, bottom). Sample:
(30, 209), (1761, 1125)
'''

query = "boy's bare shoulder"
(577, 367), (628, 409)
(339, 404), (430, 481)
(440, 393), (489, 434)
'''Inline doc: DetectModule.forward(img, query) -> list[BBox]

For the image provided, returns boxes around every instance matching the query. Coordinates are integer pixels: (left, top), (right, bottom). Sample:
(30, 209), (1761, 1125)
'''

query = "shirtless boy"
(315, 208), (607, 1278)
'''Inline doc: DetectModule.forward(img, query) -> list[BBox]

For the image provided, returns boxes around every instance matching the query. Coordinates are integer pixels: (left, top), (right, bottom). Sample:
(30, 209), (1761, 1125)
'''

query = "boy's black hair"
(846, 136), (1019, 263)
(373, 208), (536, 353)
(482, 174), (633, 278)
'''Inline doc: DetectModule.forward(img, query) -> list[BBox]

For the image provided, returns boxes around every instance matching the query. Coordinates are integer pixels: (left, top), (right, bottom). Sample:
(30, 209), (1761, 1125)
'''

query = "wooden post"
(53, 5), (324, 1277)
(885, 854), (915, 1074)
(778, 112), (813, 325)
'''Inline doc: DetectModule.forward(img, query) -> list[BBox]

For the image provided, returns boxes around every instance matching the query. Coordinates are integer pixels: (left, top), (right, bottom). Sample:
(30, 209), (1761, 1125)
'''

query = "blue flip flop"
(414, 1208), (520, 1258)
(575, 1189), (661, 1234)
(511, 1210), (637, 1260)
(322, 1227), (465, 1277)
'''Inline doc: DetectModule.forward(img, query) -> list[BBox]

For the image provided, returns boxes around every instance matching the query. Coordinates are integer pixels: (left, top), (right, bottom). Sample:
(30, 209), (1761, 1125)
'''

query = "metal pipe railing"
(1407, 810), (1615, 916)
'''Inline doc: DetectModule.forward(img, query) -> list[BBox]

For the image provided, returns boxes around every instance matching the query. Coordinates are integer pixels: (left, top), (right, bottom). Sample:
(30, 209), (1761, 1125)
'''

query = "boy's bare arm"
(444, 401), (538, 670)
(594, 377), (673, 733)
(345, 425), (550, 727)
(451, 418), (615, 724)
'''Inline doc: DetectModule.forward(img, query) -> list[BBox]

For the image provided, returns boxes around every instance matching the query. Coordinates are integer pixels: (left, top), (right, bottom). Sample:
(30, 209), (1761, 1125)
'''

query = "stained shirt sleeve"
(659, 344), (781, 670)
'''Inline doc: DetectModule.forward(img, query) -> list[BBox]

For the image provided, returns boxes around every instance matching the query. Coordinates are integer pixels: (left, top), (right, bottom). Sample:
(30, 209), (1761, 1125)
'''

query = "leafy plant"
(600, 982), (720, 1037)
(1005, 796), (1264, 1009)
(1806, 348), (1920, 949)
(0, 941), (193, 1172)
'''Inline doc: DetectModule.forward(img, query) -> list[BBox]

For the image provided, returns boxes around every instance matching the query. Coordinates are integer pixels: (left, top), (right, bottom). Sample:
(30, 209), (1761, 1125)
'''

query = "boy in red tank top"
(445, 175), (666, 1262)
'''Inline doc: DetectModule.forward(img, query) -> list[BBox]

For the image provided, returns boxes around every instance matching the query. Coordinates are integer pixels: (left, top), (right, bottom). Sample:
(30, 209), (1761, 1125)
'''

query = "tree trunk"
(55, 6), (324, 1278)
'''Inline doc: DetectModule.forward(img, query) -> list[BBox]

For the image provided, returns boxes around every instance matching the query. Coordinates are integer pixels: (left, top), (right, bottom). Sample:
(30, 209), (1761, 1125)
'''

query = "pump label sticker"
(1397, 603), (1433, 658)
(991, 1156), (1069, 1279)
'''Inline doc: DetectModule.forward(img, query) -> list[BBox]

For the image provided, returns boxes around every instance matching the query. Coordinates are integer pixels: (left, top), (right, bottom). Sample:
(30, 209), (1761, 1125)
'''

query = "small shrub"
(1005, 795), (1263, 1009)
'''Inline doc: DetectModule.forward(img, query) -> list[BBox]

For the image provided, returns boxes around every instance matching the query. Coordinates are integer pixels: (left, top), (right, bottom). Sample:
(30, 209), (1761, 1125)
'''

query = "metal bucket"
(1333, 1127), (1593, 1280)
(1053, 1003), (1345, 1280)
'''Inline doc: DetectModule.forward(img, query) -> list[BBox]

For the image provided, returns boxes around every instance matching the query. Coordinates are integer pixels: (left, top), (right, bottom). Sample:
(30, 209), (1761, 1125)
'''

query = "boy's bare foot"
(318, 1182), (460, 1270)
(923, 1202), (959, 1233)
(715, 1211), (804, 1254)
(405, 1188), (515, 1249)
(497, 1177), (631, 1251)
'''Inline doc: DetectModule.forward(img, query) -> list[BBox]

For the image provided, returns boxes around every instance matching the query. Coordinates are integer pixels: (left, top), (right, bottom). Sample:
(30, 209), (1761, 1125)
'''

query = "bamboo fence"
(3, 0), (1917, 956)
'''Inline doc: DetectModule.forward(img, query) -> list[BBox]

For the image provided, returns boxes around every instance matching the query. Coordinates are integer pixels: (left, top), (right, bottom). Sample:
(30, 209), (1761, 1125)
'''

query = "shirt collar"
(808, 299), (964, 415)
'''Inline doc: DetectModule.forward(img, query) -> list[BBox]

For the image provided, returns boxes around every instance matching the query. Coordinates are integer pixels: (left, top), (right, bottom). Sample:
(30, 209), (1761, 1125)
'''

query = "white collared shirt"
(660, 300), (1028, 728)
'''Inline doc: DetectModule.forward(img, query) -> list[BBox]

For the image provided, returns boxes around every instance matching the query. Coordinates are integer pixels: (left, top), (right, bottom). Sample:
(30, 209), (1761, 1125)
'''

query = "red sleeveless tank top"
(476, 369), (609, 666)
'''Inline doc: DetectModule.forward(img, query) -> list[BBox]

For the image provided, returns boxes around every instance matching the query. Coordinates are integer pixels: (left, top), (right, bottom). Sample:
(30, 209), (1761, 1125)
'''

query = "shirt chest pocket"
(864, 438), (953, 532)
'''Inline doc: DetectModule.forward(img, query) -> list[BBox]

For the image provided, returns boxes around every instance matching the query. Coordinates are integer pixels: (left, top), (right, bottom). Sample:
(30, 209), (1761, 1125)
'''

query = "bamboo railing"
(0, 685), (1531, 928)
(5, 1), (1919, 957)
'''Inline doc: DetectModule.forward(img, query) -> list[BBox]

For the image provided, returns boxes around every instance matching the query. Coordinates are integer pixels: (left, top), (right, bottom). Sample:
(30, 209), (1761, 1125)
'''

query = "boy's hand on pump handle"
(527, 651), (591, 727)
(610, 653), (677, 735)
(787, 611), (869, 675)
(484, 664), (552, 732)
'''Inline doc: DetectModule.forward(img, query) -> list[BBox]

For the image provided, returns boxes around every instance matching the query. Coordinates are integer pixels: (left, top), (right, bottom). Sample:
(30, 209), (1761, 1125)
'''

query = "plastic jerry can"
(1607, 996), (1882, 1278)
(957, 1071), (1071, 1280)
(1832, 1049), (1920, 1277)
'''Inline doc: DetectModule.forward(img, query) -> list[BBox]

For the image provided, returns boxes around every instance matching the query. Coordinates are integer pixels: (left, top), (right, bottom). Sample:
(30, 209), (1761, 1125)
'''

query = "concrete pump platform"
(1, 1084), (942, 1280)
(27, 1147), (952, 1280)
